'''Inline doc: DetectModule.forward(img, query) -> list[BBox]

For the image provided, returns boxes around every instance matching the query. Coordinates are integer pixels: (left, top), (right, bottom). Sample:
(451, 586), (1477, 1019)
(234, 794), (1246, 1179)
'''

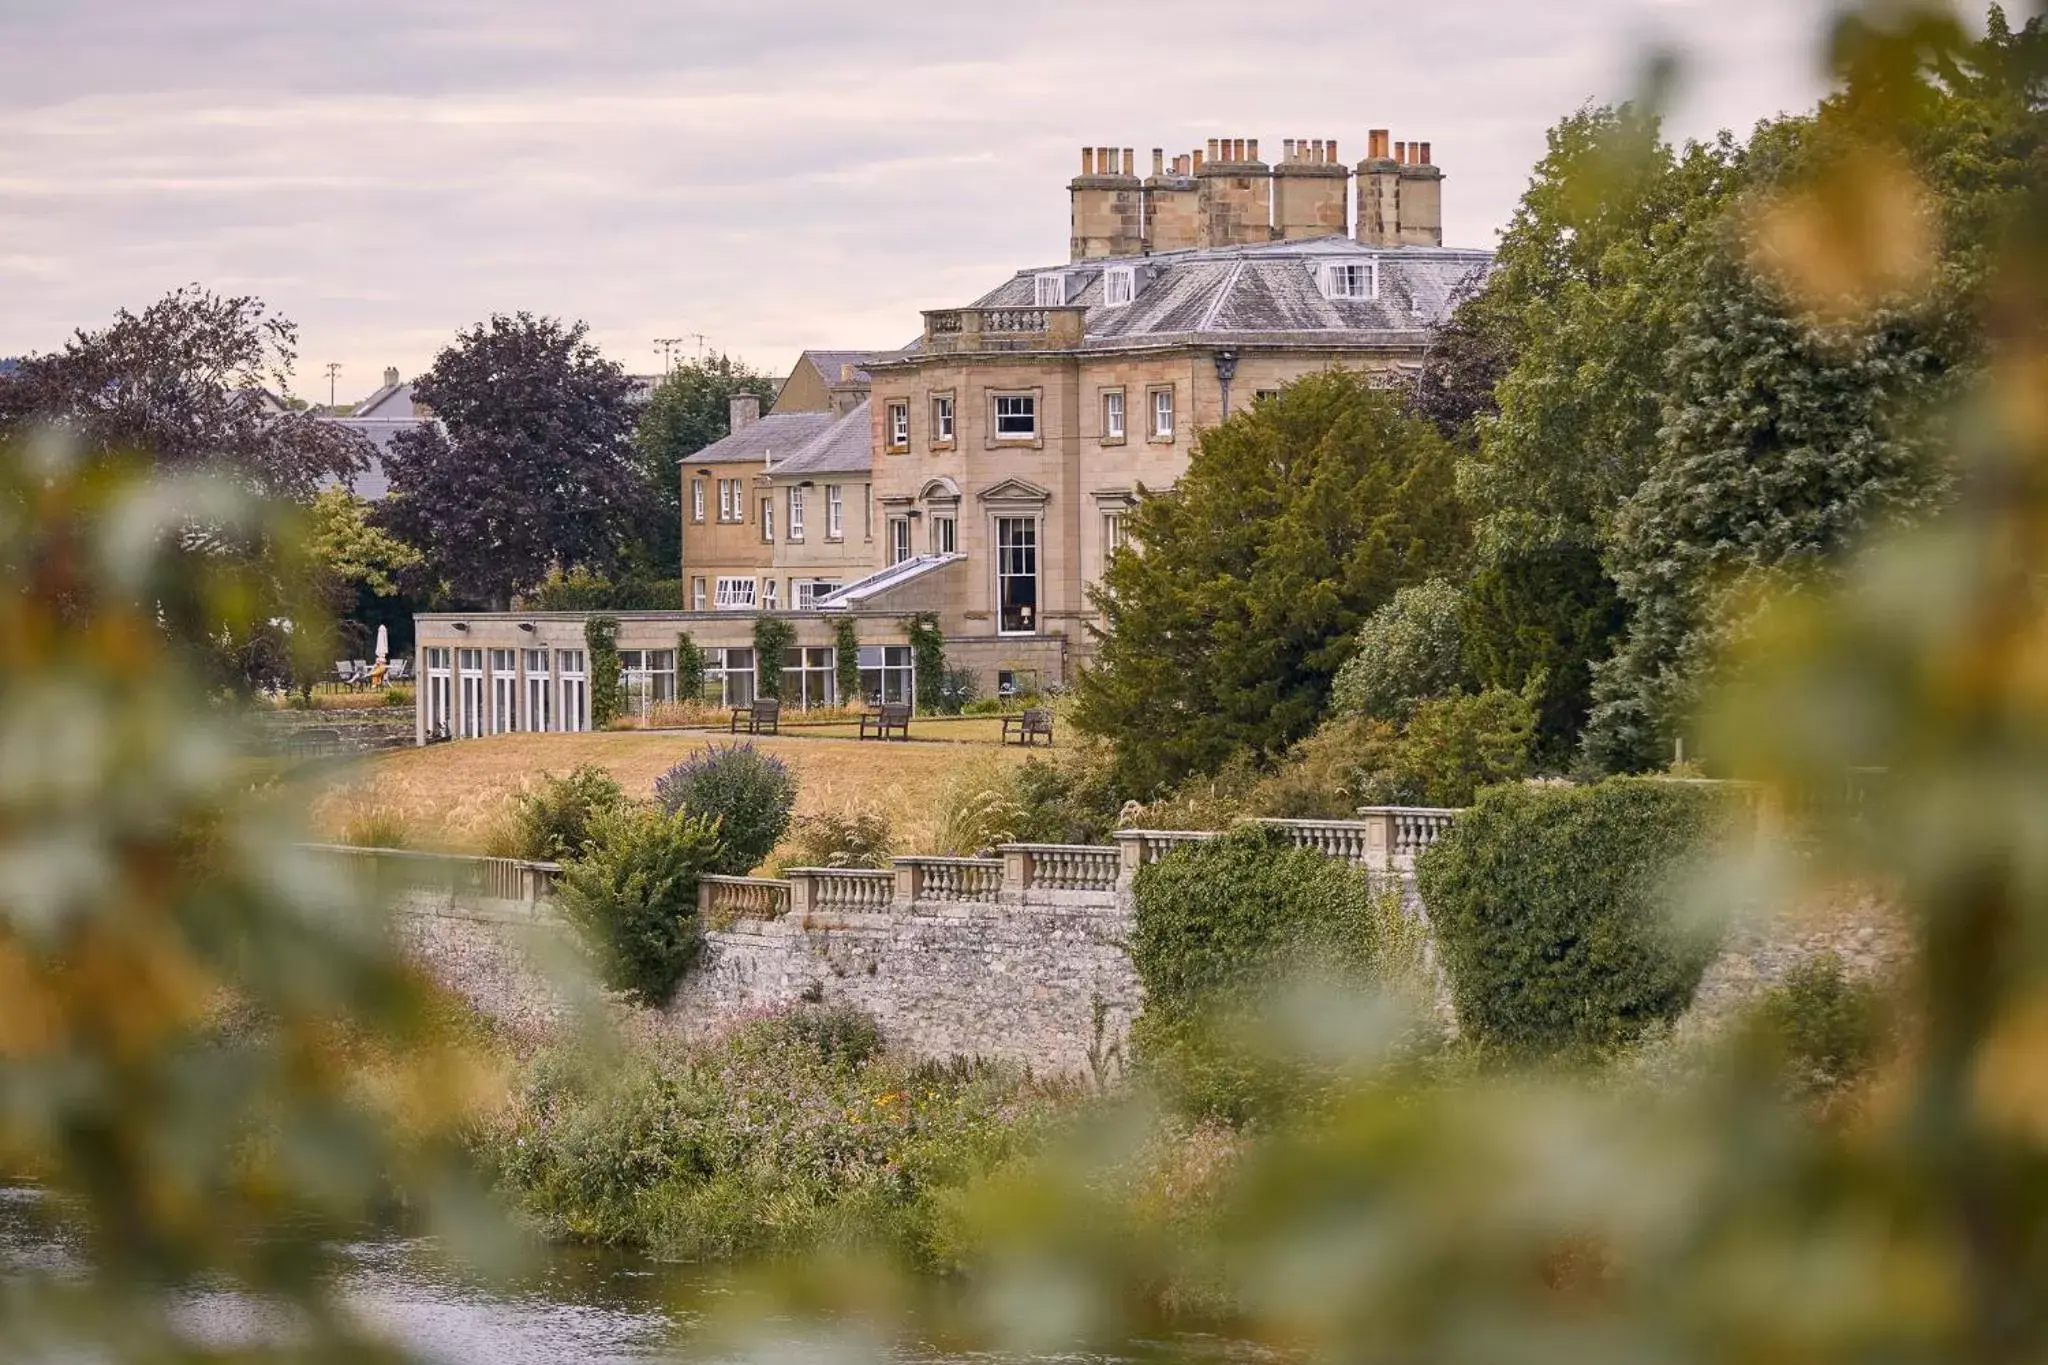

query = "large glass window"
(702, 647), (757, 708)
(780, 647), (836, 709)
(557, 649), (588, 733)
(619, 649), (676, 717)
(996, 516), (1038, 635)
(457, 648), (485, 739)
(994, 394), (1036, 440)
(522, 648), (552, 732)
(489, 649), (517, 735)
(1103, 389), (1125, 441)
(715, 577), (758, 610)
(857, 645), (915, 706)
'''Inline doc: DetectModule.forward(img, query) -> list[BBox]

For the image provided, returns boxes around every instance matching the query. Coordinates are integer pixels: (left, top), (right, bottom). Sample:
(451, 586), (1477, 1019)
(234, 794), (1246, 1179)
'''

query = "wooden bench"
(729, 697), (781, 735)
(1002, 708), (1055, 747)
(859, 701), (912, 741)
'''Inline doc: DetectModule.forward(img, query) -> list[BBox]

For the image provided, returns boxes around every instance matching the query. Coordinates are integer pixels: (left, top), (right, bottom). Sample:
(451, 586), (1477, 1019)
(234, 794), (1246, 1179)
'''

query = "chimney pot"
(1283, 138), (1296, 162)
(1329, 138), (1339, 163)
(1233, 137), (1246, 162)
(1207, 138), (1219, 161)
(1369, 128), (1390, 160)
(1152, 147), (1165, 175)
(1395, 141), (1407, 164)
(730, 393), (761, 431)
(1247, 138), (1259, 162)
(1123, 147), (1135, 176)
(1419, 141), (1432, 165)
(1082, 147), (1095, 175)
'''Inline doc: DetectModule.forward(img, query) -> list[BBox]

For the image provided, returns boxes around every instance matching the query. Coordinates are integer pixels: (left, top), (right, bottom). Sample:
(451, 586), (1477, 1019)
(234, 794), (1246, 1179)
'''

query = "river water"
(0, 1187), (1208, 1363)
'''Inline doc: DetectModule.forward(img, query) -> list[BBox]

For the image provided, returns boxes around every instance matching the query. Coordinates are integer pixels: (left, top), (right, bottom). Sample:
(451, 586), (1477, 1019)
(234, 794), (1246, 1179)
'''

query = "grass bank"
(311, 731), (1033, 855)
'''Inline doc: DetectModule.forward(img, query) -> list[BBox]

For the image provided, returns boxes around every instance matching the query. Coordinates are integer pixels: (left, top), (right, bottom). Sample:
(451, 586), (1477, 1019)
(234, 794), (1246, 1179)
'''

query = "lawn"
(309, 730), (1035, 857)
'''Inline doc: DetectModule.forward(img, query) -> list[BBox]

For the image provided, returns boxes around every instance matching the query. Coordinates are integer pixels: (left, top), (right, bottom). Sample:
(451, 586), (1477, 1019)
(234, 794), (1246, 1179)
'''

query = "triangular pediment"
(976, 477), (1052, 505)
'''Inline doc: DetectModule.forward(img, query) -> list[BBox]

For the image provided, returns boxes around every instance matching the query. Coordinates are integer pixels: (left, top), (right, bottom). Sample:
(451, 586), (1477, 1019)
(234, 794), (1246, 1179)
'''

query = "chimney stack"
(1195, 133), (1273, 247)
(383, 366), (400, 389)
(730, 393), (761, 431)
(1070, 143), (1144, 259)
(1145, 143), (1200, 252)
(1356, 129), (1401, 247)
(1395, 137), (1444, 246)
(1273, 131), (1350, 240)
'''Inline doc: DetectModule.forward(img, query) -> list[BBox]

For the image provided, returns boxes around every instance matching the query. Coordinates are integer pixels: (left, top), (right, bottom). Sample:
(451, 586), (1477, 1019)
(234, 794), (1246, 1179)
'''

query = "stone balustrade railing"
(1001, 843), (1122, 893)
(300, 843), (561, 903)
(894, 857), (1003, 904)
(1113, 829), (1219, 879)
(700, 874), (792, 923)
(786, 867), (895, 915)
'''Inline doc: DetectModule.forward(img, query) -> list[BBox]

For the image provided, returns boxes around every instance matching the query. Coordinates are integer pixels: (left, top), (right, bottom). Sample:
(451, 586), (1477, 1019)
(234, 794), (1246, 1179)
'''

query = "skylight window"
(1034, 273), (1067, 307)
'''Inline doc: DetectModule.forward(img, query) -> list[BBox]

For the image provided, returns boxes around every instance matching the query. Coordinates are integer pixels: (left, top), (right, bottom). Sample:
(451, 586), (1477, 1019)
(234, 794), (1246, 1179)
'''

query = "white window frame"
(887, 400), (910, 450)
(793, 580), (842, 611)
(995, 515), (1039, 637)
(888, 516), (912, 566)
(1103, 389), (1125, 441)
(522, 648), (552, 732)
(1105, 511), (1129, 555)
(760, 497), (774, 543)
(994, 393), (1037, 440)
(715, 576), (759, 610)
(1103, 265), (1135, 307)
(556, 649), (588, 734)
(1320, 260), (1379, 300)
(1033, 273), (1066, 306)
(762, 578), (779, 611)
(787, 486), (805, 540)
(718, 478), (743, 522)
(691, 478), (706, 523)
(425, 647), (452, 738)
(932, 394), (955, 444)
(457, 648), (485, 740)
(931, 514), (956, 555)
(1151, 387), (1175, 439)
(692, 576), (707, 611)
(826, 484), (844, 540)
(489, 649), (517, 735)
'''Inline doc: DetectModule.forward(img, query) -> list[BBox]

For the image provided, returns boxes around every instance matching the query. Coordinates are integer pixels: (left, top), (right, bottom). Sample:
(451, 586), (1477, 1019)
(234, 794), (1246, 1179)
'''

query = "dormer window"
(1103, 266), (1136, 307)
(1034, 273), (1067, 307)
(1320, 260), (1379, 301)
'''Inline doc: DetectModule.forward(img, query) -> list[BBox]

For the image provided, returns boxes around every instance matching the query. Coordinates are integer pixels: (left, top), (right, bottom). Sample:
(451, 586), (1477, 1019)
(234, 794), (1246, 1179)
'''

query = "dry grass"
(308, 731), (1036, 857)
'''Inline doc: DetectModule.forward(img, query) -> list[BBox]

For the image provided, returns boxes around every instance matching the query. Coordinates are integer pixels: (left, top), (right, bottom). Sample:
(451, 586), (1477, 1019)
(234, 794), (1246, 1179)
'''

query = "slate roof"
(795, 350), (879, 387)
(905, 238), (1493, 357)
(687, 399), (871, 477)
(352, 380), (418, 419)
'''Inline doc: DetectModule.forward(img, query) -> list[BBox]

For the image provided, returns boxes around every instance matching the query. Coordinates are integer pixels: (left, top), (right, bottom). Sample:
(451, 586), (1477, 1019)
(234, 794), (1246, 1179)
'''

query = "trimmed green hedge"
(1416, 778), (1726, 1055)
(585, 615), (623, 729)
(1130, 825), (1390, 1122)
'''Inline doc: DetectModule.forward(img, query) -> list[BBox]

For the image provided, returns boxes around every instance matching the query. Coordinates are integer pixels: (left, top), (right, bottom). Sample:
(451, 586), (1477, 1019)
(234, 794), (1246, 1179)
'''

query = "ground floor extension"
(412, 610), (1072, 744)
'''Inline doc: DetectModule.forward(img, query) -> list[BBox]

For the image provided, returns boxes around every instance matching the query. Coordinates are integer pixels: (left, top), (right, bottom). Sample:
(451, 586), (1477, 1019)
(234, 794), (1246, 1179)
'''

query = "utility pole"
(653, 338), (683, 375)
(324, 362), (342, 409)
(689, 332), (708, 361)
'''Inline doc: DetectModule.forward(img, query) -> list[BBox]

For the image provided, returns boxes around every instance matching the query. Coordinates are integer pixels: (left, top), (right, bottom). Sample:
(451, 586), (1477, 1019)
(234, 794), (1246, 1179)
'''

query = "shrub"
(1011, 746), (1127, 845)
(752, 617), (796, 700)
(380, 683), (415, 709)
(1417, 778), (1727, 1056)
(554, 803), (724, 1005)
(1240, 715), (1380, 820)
(676, 632), (704, 704)
(907, 612), (946, 712)
(1129, 826), (1400, 1122)
(778, 808), (894, 871)
(1751, 953), (1887, 1105)
(1353, 686), (1538, 808)
(833, 617), (861, 705)
(338, 793), (411, 849)
(654, 743), (797, 874)
(934, 665), (980, 715)
(1331, 578), (1468, 721)
(509, 765), (628, 861)
(585, 615), (623, 728)
(476, 1009), (1065, 1264)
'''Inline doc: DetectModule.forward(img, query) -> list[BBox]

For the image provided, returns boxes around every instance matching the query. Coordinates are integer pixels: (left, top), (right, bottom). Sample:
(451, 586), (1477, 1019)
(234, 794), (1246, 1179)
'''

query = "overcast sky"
(0, 0), (1841, 403)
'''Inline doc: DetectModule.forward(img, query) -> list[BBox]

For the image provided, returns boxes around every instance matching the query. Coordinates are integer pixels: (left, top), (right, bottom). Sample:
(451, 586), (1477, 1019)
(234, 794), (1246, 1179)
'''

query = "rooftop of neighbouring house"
(685, 397), (872, 476)
(889, 237), (1494, 361)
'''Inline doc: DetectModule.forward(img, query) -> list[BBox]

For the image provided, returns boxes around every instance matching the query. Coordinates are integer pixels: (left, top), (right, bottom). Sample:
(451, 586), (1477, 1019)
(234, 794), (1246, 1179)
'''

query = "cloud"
(0, 0), (1830, 398)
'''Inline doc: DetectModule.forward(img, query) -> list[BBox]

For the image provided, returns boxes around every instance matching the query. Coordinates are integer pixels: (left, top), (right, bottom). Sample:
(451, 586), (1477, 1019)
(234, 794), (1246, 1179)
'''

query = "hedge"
(1416, 778), (1727, 1055)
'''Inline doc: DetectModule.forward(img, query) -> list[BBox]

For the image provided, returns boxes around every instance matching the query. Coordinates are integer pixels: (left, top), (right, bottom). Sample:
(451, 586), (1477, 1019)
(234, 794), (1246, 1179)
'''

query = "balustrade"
(1002, 843), (1121, 892)
(698, 874), (792, 923)
(786, 867), (895, 915)
(896, 857), (1003, 904)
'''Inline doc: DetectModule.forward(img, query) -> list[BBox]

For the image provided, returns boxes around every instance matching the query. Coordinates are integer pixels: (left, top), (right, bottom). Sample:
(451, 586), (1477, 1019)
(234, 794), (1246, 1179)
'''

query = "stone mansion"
(414, 131), (1490, 742)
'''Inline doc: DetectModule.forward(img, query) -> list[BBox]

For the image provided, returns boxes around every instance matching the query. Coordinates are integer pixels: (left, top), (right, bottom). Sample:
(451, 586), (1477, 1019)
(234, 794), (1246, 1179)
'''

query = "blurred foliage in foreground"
(0, 437), (509, 1361)
(706, 6), (2048, 1361)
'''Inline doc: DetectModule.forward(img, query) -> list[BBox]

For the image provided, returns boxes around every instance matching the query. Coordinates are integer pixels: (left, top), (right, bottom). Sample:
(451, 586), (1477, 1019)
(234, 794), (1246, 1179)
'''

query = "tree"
(632, 354), (779, 572)
(1074, 372), (1468, 793)
(1460, 544), (1627, 764)
(0, 285), (365, 500)
(1329, 578), (1468, 722)
(377, 313), (647, 606)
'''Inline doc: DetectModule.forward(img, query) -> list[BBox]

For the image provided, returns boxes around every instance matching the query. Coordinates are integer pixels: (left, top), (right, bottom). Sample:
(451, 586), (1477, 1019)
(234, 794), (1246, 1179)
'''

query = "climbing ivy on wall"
(676, 631), (705, 705)
(586, 615), (623, 728)
(834, 616), (861, 706)
(906, 612), (946, 713)
(753, 616), (796, 700)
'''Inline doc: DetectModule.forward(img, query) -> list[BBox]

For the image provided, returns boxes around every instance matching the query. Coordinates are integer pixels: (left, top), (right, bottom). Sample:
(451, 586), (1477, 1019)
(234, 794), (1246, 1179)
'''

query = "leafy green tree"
(1075, 372), (1467, 793)
(1460, 544), (1627, 763)
(1329, 578), (1468, 721)
(632, 354), (778, 572)
(1353, 685), (1539, 808)
(378, 313), (647, 607)
(556, 803), (724, 1005)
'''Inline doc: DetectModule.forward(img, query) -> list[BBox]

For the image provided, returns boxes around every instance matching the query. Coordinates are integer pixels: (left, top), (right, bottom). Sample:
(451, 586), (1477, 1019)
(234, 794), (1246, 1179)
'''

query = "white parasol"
(374, 624), (389, 664)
